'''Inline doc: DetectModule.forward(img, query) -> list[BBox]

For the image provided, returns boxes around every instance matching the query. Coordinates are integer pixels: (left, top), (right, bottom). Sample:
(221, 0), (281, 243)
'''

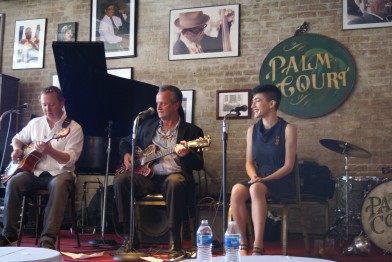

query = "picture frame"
(343, 0), (392, 30)
(12, 18), (46, 70)
(181, 90), (194, 123)
(57, 22), (77, 42)
(108, 67), (132, 79)
(169, 4), (240, 61)
(90, 0), (136, 58)
(216, 89), (251, 120)
(0, 13), (5, 73)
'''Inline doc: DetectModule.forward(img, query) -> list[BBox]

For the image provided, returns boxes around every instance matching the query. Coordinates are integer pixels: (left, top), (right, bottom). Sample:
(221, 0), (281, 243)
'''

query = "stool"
(17, 188), (81, 250)
(134, 194), (195, 248)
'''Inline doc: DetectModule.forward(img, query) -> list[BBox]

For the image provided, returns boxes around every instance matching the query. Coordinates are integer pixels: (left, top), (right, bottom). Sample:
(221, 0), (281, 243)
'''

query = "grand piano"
(52, 42), (159, 173)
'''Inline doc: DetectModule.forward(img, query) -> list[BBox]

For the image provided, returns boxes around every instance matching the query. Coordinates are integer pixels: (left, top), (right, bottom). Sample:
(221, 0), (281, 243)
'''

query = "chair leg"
(70, 194), (81, 248)
(134, 205), (143, 248)
(299, 207), (310, 256)
(17, 195), (28, 246)
(281, 208), (288, 256)
(35, 195), (44, 246)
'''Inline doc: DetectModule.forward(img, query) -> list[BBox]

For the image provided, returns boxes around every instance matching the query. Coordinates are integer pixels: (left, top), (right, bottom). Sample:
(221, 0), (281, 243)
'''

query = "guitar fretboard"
(142, 147), (176, 165)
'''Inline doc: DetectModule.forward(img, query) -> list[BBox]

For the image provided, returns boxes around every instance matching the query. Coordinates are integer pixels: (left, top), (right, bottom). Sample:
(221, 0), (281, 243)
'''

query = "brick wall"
(1, 0), (392, 234)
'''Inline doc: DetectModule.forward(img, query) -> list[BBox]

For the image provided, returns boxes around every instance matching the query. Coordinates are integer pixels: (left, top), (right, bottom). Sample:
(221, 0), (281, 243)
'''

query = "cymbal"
(320, 139), (372, 158)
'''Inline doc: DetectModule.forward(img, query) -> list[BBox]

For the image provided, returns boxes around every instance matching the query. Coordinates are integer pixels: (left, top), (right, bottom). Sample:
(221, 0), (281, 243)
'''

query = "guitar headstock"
(187, 136), (211, 151)
(54, 128), (71, 140)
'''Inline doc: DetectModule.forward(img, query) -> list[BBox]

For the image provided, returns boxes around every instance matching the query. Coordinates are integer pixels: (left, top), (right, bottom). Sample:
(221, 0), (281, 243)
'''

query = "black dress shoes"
(40, 240), (56, 250)
(0, 235), (17, 246)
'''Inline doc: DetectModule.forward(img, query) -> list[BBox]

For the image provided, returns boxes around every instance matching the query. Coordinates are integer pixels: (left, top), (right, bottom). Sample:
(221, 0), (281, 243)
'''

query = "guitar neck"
(143, 147), (176, 164)
(24, 134), (58, 155)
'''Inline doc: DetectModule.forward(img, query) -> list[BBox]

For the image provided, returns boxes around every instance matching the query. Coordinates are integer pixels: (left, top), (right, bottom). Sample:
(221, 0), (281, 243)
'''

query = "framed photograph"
(169, 4), (240, 61)
(12, 18), (46, 70)
(108, 67), (132, 79)
(57, 22), (77, 42)
(181, 90), (194, 123)
(90, 0), (136, 58)
(0, 13), (5, 73)
(343, 0), (392, 29)
(216, 89), (251, 120)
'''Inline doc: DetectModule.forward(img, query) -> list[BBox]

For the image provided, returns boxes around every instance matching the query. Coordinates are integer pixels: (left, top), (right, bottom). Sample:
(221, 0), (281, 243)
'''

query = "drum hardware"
(320, 139), (372, 241)
(343, 234), (371, 256)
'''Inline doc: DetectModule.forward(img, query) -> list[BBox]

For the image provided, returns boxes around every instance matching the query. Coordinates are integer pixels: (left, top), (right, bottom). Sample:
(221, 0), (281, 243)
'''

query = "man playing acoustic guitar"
(113, 85), (205, 259)
(0, 86), (84, 249)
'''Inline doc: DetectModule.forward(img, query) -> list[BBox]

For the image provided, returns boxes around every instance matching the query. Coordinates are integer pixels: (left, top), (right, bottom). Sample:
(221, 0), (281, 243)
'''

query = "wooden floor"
(14, 231), (391, 262)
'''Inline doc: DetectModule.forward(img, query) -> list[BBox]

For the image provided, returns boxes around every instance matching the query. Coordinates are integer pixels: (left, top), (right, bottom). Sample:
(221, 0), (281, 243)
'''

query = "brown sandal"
(252, 247), (265, 255)
(240, 244), (249, 255)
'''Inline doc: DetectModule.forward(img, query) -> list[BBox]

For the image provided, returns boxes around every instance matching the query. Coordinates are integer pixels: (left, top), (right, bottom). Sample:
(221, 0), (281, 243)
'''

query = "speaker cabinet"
(138, 205), (170, 244)
(0, 74), (20, 131)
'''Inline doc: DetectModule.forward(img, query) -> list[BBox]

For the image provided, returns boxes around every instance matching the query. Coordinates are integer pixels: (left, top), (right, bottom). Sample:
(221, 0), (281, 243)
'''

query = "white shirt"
(12, 113), (84, 177)
(99, 15), (123, 44)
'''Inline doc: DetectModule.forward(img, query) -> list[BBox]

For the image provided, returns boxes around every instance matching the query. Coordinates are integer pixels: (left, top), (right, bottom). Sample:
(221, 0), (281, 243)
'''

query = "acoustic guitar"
(1, 128), (71, 185)
(115, 136), (211, 178)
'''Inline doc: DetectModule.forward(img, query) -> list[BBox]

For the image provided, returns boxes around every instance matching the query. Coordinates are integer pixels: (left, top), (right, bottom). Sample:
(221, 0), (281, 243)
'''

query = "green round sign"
(260, 33), (356, 118)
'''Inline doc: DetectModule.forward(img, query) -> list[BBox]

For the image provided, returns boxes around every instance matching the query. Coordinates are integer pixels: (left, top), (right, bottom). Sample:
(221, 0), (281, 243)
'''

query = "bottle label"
(197, 234), (212, 245)
(224, 235), (240, 248)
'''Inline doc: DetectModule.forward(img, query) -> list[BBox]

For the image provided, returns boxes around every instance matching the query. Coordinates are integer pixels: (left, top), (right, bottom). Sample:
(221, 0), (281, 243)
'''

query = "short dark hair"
(159, 85), (183, 104)
(251, 84), (282, 109)
(41, 86), (65, 102)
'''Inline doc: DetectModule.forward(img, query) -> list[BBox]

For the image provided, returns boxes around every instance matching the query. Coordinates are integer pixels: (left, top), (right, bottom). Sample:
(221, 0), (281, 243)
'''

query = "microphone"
(11, 103), (29, 113)
(230, 105), (248, 115)
(138, 107), (155, 119)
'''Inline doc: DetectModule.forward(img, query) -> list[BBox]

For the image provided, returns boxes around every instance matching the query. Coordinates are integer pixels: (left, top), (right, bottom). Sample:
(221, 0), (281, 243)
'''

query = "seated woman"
(230, 84), (297, 255)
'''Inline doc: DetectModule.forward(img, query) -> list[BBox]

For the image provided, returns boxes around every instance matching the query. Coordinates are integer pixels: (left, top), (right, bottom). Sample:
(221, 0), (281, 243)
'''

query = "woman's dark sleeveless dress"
(237, 117), (295, 198)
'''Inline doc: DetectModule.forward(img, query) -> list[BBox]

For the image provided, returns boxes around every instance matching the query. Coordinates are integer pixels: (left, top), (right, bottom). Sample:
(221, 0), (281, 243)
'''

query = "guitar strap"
(62, 117), (72, 128)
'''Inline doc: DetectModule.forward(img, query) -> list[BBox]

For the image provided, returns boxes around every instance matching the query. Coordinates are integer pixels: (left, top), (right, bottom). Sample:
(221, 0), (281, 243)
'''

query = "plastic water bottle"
(224, 221), (240, 262)
(196, 220), (213, 262)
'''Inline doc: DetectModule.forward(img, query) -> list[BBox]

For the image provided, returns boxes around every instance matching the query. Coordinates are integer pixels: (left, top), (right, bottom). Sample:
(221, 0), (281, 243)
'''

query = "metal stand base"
(113, 252), (145, 261)
(87, 239), (118, 246)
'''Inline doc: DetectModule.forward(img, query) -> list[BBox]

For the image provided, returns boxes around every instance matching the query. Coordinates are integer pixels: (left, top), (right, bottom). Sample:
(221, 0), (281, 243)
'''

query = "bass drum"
(336, 176), (383, 218)
(361, 180), (392, 252)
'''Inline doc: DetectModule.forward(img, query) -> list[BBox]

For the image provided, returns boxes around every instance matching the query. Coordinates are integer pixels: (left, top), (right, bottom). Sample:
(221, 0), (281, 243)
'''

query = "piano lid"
(52, 41), (159, 138)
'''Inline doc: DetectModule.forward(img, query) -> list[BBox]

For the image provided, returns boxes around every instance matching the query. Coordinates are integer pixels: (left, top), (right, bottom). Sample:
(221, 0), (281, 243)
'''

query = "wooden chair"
(17, 185), (81, 250)
(228, 159), (310, 256)
(134, 193), (195, 248)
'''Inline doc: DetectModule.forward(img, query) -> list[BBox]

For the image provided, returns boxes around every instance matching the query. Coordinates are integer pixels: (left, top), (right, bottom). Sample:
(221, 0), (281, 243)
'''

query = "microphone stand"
(114, 116), (144, 261)
(0, 110), (17, 174)
(222, 114), (228, 243)
(222, 111), (239, 243)
(88, 121), (117, 246)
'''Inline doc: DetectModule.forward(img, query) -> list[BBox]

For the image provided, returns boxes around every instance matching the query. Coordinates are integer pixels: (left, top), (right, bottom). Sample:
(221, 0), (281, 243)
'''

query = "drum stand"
(324, 144), (351, 241)
(320, 139), (372, 252)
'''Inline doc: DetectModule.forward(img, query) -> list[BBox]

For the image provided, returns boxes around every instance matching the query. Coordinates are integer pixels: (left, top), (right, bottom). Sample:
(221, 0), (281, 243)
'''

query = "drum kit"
(320, 139), (392, 255)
